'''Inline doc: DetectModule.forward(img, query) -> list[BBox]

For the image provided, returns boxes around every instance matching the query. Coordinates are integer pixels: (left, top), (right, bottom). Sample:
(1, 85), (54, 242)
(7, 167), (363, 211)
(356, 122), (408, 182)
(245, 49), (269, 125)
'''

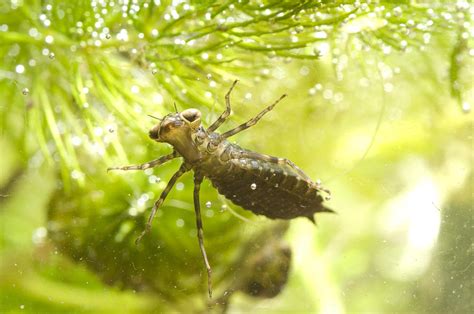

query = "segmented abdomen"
(202, 148), (331, 220)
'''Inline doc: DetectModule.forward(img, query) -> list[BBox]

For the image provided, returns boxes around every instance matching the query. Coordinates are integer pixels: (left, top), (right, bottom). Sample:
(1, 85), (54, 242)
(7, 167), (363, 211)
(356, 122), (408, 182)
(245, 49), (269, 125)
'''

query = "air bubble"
(71, 170), (84, 180)
(325, 195), (332, 201)
(176, 219), (185, 227)
(176, 182), (184, 191)
(151, 69), (158, 75)
(384, 83), (394, 93)
(131, 85), (139, 93)
(49, 52), (55, 59)
(71, 136), (82, 146)
(205, 201), (212, 208)
(106, 33), (112, 39)
(22, 88), (29, 95)
(128, 207), (138, 216)
(45, 35), (54, 44)
(299, 66), (309, 76)
(393, 7), (402, 17)
(32, 227), (47, 245)
(462, 102), (471, 113)
(250, 183), (257, 190)
(15, 64), (25, 74)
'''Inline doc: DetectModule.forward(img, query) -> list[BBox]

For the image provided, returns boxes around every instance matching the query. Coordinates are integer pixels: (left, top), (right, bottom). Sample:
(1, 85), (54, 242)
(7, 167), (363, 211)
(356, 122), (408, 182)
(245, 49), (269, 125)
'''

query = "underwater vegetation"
(0, 0), (472, 313)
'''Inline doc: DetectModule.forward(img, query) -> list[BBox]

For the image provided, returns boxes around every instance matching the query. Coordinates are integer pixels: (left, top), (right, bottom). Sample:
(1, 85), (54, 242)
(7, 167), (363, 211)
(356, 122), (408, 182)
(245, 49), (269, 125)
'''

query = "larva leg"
(193, 174), (213, 299)
(107, 151), (178, 172)
(208, 80), (238, 132)
(222, 94), (287, 138)
(135, 163), (188, 244)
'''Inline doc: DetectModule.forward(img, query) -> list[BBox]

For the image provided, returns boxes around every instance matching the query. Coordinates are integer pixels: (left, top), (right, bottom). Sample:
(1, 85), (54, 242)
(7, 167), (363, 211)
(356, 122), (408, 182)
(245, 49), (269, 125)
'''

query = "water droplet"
(106, 33), (111, 39)
(20, 305), (25, 310)
(176, 219), (185, 227)
(151, 69), (158, 75)
(176, 182), (184, 191)
(220, 204), (227, 212)
(22, 88), (29, 95)
(325, 195), (331, 201)
(49, 52), (55, 59)
(250, 183), (257, 190)
(205, 201), (212, 208)
(315, 179), (322, 187)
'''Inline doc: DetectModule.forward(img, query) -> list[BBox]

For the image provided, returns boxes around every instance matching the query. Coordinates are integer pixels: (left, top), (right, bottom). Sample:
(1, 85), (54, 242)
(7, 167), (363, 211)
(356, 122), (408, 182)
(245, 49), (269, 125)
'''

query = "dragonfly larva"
(108, 80), (333, 298)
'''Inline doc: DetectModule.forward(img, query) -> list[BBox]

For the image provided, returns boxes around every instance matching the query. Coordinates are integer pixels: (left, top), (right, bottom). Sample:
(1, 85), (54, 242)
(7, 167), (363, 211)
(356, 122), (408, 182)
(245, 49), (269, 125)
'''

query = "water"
(1, 1), (471, 313)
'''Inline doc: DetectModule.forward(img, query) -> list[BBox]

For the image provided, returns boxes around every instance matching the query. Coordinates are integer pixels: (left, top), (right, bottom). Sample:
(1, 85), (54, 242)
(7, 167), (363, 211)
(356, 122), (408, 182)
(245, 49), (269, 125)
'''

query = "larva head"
(148, 108), (202, 143)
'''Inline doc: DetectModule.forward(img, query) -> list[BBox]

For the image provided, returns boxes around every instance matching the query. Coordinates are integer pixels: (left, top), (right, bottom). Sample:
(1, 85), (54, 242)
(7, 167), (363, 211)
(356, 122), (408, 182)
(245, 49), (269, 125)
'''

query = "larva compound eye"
(181, 108), (201, 123)
(180, 108), (202, 130)
(149, 125), (160, 140)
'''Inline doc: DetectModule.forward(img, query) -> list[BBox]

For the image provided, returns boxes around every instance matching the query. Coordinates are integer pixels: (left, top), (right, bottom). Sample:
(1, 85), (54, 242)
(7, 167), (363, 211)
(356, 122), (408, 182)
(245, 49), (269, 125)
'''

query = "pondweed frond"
(0, 0), (470, 184)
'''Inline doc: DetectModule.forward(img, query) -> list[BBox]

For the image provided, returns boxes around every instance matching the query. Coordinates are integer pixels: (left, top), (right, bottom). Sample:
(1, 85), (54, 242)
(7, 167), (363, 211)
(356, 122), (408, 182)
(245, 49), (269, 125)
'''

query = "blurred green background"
(0, 1), (472, 313)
